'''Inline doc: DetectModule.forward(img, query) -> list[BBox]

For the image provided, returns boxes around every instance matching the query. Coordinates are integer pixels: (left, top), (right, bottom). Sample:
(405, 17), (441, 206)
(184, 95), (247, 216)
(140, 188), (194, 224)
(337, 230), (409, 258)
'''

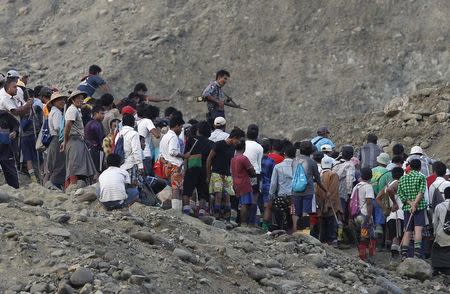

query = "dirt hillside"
(0, 0), (449, 136)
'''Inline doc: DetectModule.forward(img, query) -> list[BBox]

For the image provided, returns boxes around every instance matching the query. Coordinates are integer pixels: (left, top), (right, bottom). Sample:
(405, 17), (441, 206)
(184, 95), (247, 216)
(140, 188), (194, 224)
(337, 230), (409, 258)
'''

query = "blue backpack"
(41, 119), (52, 147)
(113, 135), (125, 164)
(292, 160), (308, 193)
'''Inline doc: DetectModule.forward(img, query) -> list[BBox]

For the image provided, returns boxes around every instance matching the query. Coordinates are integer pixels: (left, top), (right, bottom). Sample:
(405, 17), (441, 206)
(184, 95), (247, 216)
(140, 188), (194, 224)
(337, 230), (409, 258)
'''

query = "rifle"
(196, 92), (248, 111)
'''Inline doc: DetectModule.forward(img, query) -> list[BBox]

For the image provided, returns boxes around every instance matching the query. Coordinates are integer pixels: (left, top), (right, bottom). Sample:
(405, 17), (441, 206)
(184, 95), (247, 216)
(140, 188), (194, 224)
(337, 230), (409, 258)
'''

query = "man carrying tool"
(398, 159), (427, 258)
(202, 69), (244, 126)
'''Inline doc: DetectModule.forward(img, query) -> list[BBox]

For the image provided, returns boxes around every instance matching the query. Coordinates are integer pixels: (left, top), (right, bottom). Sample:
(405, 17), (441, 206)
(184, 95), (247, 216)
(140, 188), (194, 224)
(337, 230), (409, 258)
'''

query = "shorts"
(358, 215), (375, 242)
(291, 195), (314, 216)
(239, 192), (253, 206)
(183, 167), (209, 201)
(162, 161), (183, 190)
(386, 218), (404, 240)
(209, 173), (235, 195)
(21, 135), (38, 162)
(404, 209), (426, 232)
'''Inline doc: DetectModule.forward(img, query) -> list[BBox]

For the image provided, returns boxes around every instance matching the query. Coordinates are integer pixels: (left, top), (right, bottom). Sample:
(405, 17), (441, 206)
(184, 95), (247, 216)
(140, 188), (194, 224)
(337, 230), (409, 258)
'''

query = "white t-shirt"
(244, 140), (263, 174)
(429, 177), (450, 204)
(0, 88), (25, 121)
(98, 166), (130, 202)
(384, 180), (405, 221)
(209, 129), (229, 142)
(137, 118), (156, 158)
(356, 182), (375, 216)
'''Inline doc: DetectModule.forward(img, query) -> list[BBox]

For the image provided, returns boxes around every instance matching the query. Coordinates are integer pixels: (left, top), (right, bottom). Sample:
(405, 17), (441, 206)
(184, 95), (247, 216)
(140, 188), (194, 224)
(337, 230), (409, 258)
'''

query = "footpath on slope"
(0, 183), (448, 294)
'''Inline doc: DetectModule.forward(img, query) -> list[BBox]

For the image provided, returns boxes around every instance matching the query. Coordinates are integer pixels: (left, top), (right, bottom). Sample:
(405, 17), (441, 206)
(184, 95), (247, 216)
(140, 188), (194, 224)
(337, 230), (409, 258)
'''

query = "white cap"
(446, 169), (450, 176)
(6, 70), (20, 78)
(214, 116), (226, 127)
(321, 144), (333, 152)
(321, 156), (334, 169)
(410, 146), (423, 155)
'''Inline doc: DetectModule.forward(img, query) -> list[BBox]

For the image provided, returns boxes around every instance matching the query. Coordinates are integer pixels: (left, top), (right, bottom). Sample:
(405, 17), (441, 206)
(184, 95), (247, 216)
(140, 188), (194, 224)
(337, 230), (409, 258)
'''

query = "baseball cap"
(317, 126), (330, 134)
(6, 70), (20, 78)
(410, 146), (423, 155)
(121, 105), (136, 115)
(321, 156), (334, 169)
(321, 144), (333, 152)
(214, 116), (226, 127)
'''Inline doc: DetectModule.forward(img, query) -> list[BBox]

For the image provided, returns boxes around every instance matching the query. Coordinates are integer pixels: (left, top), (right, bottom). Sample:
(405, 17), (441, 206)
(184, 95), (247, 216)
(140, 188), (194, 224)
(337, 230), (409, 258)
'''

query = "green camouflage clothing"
(397, 170), (427, 212)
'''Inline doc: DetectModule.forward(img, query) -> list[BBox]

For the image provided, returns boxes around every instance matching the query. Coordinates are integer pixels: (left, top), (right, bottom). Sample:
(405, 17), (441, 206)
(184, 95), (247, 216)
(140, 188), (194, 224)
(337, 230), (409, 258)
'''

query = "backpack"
(292, 159), (308, 193)
(443, 203), (450, 235)
(40, 119), (53, 147)
(349, 183), (362, 218)
(430, 181), (445, 211)
(112, 134), (125, 164)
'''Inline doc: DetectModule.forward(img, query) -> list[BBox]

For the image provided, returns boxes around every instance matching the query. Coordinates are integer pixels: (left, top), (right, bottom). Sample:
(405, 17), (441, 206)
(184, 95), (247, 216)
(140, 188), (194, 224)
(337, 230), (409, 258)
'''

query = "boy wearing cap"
(61, 90), (98, 191)
(371, 152), (393, 250)
(317, 156), (341, 246)
(311, 126), (335, 152)
(209, 117), (229, 142)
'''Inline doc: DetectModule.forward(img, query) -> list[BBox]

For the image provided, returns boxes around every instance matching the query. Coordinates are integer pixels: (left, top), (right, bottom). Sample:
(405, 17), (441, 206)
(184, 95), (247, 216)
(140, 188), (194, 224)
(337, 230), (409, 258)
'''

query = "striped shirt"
(98, 166), (130, 202)
(359, 143), (382, 169)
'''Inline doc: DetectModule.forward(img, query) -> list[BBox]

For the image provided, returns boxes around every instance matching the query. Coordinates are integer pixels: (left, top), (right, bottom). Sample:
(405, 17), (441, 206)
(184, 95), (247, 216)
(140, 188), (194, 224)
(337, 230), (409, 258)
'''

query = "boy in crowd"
(206, 127), (246, 220)
(317, 156), (341, 247)
(261, 140), (276, 232)
(269, 145), (296, 231)
(353, 167), (375, 262)
(85, 105), (106, 172)
(231, 140), (256, 226)
(376, 167), (404, 258)
(98, 153), (139, 210)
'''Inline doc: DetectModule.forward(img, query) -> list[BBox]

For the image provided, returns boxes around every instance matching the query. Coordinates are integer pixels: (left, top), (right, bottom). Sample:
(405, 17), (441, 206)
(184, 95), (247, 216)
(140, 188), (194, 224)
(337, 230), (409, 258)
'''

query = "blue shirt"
(78, 75), (106, 97)
(261, 155), (275, 196)
(311, 136), (335, 151)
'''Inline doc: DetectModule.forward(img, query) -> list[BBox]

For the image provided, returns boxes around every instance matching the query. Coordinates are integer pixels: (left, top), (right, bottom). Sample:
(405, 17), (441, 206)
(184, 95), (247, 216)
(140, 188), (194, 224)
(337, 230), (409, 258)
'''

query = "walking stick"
(24, 89), (42, 184)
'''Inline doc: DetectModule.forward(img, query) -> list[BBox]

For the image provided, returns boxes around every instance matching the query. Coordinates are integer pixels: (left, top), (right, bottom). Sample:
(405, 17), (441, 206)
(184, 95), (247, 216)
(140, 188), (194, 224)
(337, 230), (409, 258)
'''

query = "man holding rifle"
(202, 69), (245, 127)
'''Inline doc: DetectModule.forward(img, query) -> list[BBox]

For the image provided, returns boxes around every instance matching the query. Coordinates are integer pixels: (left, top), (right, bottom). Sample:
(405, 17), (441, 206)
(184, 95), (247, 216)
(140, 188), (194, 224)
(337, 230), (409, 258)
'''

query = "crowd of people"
(0, 67), (449, 275)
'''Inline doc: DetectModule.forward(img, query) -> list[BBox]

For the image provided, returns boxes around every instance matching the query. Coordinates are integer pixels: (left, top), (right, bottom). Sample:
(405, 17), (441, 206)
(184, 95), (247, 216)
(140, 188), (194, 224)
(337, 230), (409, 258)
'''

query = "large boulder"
(396, 258), (432, 281)
(384, 96), (408, 117)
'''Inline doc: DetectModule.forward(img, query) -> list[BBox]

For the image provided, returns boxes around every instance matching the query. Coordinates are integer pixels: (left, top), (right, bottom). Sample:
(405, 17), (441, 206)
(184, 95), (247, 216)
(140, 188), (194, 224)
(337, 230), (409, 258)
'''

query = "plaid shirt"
(398, 170), (427, 212)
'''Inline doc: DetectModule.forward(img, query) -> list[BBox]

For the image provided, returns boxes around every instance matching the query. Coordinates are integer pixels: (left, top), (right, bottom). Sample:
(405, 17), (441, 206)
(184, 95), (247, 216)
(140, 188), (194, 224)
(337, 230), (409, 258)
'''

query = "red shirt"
(231, 154), (253, 196)
(268, 153), (284, 164)
(427, 174), (437, 188)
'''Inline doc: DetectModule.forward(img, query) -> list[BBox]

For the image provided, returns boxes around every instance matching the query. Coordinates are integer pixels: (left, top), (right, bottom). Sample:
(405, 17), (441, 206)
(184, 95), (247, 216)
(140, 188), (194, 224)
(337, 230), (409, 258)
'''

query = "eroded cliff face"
(1, 0), (449, 136)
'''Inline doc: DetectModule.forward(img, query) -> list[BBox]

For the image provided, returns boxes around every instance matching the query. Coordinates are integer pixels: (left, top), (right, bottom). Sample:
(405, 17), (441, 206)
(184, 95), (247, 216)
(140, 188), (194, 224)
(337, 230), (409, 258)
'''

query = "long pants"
(0, 159), (19, 189)
(320, 216), (337, 243)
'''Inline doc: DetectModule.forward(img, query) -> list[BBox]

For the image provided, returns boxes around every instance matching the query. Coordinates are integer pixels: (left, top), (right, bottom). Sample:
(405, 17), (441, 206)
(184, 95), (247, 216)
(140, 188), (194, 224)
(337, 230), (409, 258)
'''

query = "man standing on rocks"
(61, 90), (97, 192)
(243, 124), (264, 225)
(206, 127), (246, 220)
(202, 69), (232, 126)
(359, 133), (382, 169)
(84, 106), (106, 172)
(77, 65), (110, 98)
(159, 115), (188, 210)
(398, 159), (427, 258)
(269, 145), (296, 231)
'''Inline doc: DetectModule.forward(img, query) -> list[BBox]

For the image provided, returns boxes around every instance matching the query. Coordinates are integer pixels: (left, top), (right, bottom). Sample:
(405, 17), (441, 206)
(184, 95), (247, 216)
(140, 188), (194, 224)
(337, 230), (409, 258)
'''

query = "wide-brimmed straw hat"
(48, 92), (68, 104)
(69, 90), (88, 101)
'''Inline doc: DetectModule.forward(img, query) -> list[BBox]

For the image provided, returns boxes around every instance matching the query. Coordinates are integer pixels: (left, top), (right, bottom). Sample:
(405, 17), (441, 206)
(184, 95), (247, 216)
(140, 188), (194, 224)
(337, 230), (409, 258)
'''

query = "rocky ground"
(0, 182), (448, 294)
